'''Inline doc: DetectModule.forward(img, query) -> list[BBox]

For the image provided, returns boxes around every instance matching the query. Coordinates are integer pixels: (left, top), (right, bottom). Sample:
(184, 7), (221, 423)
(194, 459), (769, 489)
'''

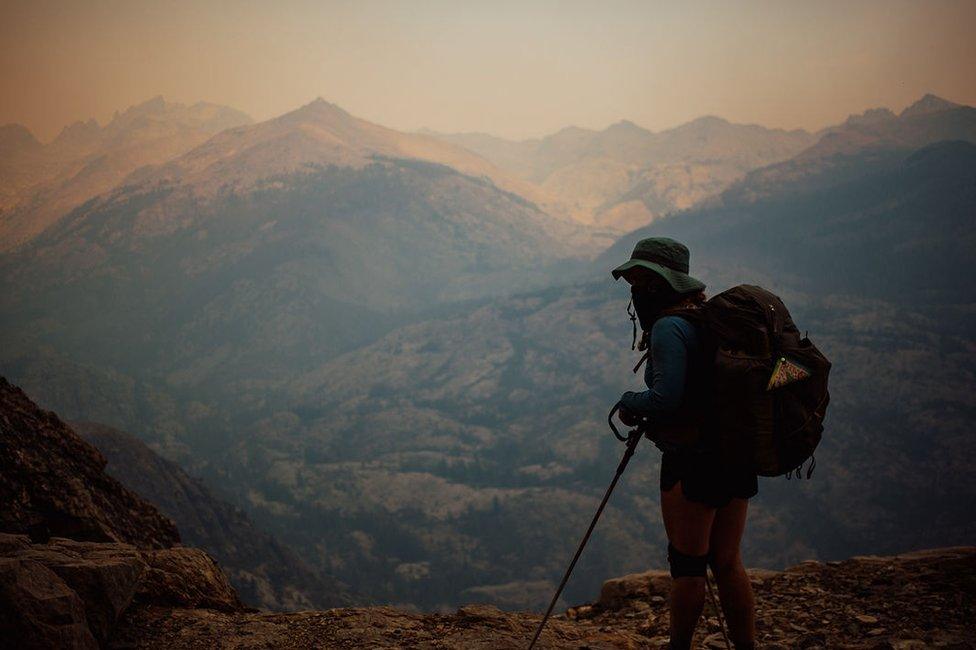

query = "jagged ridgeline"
(427, 115), (816, 231)
(0, 96), (254, 251)
(1, 95), (975, 613)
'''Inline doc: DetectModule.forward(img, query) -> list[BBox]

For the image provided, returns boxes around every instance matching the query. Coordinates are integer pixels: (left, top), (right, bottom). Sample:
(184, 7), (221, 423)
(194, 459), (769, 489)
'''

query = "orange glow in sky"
(2, 0), (975, 141)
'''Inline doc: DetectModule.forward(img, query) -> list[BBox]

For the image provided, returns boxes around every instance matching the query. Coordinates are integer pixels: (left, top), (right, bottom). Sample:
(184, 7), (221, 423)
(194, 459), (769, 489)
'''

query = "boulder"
(0, 532), (30, 554)
(13, 537), (148, 645)
(0, 558), (98, 650)
(597, 569), (671, 610)
(0, 533), (245, 647)
(138, 547), (244, 612)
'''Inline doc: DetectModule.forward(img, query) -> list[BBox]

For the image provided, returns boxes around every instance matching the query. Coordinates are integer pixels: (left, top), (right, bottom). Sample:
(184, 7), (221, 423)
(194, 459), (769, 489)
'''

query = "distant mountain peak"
(665, 115), (738, 136)
(900, 94), (960, 118)
(0, 123), (40, 151)
(548, 124), (594, 138)
(60, 117), (100, 133)
(52, 117), (102, 148)
(281, 97), (353, 124)
(95, 96), (253, 139)
(109, 95), (168, 123)
(605, 119), (646, 133)
(308, 97), (347, 112)
(844, 107), (897, 126)
(687, 115), (731, 127)
(132, 95), (167, 113)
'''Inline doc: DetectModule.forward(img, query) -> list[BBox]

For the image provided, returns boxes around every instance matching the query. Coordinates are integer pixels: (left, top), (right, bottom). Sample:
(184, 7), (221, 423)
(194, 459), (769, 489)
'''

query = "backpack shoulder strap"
(631, 303), (707, 374)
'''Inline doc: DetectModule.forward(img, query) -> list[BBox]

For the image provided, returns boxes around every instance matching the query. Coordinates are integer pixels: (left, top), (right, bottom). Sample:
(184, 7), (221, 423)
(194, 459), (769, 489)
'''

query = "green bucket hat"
(610, 237), (706, 293)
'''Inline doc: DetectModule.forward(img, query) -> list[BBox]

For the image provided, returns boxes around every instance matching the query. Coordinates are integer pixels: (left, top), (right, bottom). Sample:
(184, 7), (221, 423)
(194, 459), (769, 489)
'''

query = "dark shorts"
(660, 450), (758, 508)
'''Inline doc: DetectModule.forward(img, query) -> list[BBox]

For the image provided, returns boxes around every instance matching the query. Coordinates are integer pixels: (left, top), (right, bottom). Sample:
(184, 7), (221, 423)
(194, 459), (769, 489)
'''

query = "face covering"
(631, 284), (678, 332)
(626, 280), (686, 351)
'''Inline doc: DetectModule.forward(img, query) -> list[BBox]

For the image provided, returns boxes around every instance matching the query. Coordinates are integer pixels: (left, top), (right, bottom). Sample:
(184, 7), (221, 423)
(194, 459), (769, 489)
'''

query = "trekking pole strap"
(527, 431), (642, 649)
(608, 402), (629, 442)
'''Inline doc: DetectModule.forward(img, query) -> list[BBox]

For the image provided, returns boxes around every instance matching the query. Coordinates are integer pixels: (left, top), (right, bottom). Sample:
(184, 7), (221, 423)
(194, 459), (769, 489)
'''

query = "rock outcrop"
(0, 533), (243, 648)
(0, 378), (179, 548)
(0, 555), (98, 649)
(0, 377), (246, 647)
(108, 547), (976, 648)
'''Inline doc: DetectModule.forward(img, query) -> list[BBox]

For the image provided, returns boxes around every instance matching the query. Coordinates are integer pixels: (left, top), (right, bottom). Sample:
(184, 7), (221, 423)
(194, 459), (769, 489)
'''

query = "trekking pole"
(527, 404), (644, 650)
(705, 570), (732, 650)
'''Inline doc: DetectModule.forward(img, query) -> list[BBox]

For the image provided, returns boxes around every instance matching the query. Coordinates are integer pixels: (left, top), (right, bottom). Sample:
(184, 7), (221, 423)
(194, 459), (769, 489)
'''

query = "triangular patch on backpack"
(766, 356), (811, 391)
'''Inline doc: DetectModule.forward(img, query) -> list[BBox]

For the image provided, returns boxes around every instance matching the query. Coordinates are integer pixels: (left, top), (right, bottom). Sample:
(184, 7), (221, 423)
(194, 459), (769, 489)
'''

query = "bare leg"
(661, 481), (715, 649)
(708, 498), (755, 648)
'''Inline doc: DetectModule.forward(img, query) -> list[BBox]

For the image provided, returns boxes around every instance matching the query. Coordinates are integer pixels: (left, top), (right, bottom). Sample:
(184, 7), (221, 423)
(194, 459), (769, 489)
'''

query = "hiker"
(530, 239), (825, 649)
(611, 237), (758, 650)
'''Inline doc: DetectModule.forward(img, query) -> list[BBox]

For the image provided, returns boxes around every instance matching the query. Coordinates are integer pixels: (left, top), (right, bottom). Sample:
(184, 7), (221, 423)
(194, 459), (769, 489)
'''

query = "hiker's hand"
(618, 402), (640, 427)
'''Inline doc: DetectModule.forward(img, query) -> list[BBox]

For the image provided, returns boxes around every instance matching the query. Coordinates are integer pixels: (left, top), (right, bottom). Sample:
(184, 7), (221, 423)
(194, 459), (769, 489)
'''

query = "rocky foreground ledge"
(3, 534), (973, 649)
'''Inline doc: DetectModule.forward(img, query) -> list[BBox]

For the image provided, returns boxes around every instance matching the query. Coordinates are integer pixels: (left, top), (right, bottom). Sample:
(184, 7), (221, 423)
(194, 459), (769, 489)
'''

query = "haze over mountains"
(0, 98), (599, 431)
(1, 92), (974, 612)
(262, 140), (976, 608)
(426, 116), (815, 231)
(0, 96), (253, 250)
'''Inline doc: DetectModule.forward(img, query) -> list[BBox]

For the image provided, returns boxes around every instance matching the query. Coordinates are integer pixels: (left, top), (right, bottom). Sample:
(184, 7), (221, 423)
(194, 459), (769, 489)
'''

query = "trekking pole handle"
(608, 402), (629, 442)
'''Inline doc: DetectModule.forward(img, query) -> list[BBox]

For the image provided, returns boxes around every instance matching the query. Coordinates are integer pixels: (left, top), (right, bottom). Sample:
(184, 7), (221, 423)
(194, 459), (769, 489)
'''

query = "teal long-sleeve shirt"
(619, 315), (701, 420)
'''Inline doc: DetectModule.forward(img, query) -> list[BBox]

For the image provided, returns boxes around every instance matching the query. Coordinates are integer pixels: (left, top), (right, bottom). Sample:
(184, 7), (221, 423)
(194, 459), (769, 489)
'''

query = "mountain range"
(247, 133), (975, 609)
(1, 92), (974, 611)
(0, 98), (603, 440)
(426, 115), (815, 231)
(0, 96), (253, 250)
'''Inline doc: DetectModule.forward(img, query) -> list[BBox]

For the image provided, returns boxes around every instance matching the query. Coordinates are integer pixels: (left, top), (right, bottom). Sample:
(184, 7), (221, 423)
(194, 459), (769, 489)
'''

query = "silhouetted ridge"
(844, 107), (897, 126)
(0, 123), (40, 151)
(900, 93), (961, 118)
(0, 377), (179, 548)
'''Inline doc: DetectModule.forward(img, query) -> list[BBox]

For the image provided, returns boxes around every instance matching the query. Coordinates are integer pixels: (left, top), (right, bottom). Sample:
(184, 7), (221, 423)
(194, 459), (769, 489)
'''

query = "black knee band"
(667, 542), (708, 578)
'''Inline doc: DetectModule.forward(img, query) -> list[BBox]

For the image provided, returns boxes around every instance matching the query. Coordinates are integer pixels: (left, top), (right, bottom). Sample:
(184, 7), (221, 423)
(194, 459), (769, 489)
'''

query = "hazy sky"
(2, 0), (975, 142)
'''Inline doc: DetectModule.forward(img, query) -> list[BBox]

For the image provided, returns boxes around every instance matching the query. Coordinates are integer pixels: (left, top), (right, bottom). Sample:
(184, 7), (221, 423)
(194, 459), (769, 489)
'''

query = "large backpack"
(663, 285), (831, 478)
